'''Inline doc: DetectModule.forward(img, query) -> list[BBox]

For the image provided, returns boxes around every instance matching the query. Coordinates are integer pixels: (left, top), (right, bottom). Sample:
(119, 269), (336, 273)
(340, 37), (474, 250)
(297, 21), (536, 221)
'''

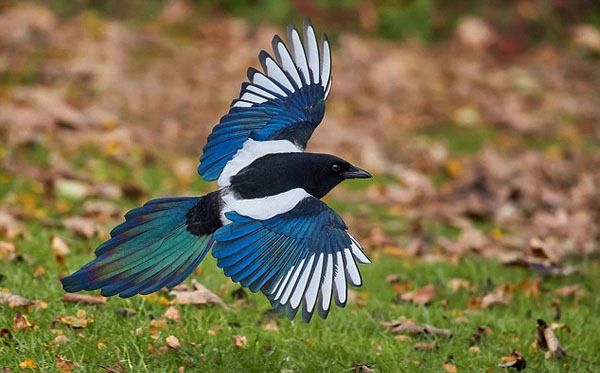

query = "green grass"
(1, 216), (599, 371)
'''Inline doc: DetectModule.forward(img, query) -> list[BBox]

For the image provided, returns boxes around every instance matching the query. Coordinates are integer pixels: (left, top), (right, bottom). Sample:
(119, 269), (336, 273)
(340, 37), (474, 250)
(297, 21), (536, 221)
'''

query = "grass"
(1, 213), (599, 371)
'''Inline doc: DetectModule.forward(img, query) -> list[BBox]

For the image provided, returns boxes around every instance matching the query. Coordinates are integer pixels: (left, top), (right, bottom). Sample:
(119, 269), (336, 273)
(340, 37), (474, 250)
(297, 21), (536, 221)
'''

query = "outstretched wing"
(212, 197), (370, 322)
(199, 19), (333, 183)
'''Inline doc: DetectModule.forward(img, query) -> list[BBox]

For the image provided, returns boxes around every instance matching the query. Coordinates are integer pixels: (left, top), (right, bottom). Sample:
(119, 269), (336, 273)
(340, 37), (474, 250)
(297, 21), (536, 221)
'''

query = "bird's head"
(304, 154), (371, 198)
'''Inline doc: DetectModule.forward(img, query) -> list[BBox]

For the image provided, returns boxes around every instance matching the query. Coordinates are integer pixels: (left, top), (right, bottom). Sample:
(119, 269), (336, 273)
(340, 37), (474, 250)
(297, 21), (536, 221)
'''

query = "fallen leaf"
(33, 265), (46, 278)
(62, 216), (99, 238)
(63, 293), (106, 305)
(0, 291), (33, 307)
(53, 335), (70, 344)
(381, 318), (451, 337)
(536, 319), (566, 358)
(98, 342), (107, 350)
(498, 350), (526, 371)
(19, 358), (37, 369)
(481, 290), (511, 308)
(442, 363), (457, 372)
(448, 278), (471, 292)
(0, 241), (17, 262)
(51, 236), (70, 264)
(164, 306), (181, 322)
(149, 318), (168, 339)
(51, 312), (93, 329)
(518, 277), (541, 297)
(166, 335), (181, 349)
(232, 334), (247, 348)
(207, 324), (221, 336)
(13, 312), (33, 330)
(400, 284), (437, 305)
(0, 211), (24, 239)
(554, 284), (581, 298)
(170, 279), (229, 309)
(413, 341), (437, 351)
(55, 355), (76, 373)
(261, 319), (279, 331)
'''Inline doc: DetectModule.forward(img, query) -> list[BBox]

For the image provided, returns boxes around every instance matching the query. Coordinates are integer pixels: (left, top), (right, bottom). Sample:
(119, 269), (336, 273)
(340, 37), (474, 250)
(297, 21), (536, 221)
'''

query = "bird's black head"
(300, 153), (372, 198)
(230, 152), (372, 200)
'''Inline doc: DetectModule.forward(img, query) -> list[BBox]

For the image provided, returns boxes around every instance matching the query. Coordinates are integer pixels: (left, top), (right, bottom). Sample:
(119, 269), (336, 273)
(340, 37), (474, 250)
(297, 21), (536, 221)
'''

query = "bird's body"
(62, 19), (372, 322)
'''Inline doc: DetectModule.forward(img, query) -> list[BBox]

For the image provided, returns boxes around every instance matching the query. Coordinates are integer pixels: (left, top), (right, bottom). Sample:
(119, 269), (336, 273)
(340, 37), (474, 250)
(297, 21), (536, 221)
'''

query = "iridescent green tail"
(61, 197), (214, 297)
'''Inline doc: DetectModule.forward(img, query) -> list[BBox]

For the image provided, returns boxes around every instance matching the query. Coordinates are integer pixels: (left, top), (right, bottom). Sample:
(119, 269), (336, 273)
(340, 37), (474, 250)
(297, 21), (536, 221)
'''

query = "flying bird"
(61, 19), (372, 322)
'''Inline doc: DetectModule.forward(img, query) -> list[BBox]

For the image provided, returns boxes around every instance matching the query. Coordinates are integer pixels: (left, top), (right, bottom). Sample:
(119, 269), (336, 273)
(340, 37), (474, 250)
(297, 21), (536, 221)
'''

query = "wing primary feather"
(303, 18), (320, 84)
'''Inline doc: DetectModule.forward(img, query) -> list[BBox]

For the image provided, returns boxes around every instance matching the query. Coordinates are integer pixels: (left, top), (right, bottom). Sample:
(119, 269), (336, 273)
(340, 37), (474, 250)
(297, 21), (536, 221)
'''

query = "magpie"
(61, 19), (372, 322)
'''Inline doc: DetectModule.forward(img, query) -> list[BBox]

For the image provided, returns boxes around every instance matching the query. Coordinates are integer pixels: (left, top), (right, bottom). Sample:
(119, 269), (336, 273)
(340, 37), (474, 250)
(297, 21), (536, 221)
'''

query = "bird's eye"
(331, 164), (341, 173)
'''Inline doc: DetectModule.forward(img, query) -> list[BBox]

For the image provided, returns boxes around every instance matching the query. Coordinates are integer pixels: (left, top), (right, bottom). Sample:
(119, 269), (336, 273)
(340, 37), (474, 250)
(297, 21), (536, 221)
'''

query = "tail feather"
(61, 197), (216, 297)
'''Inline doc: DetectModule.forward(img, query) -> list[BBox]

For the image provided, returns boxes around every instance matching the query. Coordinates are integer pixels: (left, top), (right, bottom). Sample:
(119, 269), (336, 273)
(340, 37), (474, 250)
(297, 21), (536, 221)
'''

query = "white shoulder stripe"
(222, 188), (309, 222)
(218, 139), (300, 187)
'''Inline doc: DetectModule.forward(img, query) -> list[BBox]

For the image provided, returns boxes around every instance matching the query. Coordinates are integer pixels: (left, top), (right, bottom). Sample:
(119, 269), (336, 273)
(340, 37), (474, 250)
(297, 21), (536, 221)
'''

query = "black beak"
(342, 165), (372, 179)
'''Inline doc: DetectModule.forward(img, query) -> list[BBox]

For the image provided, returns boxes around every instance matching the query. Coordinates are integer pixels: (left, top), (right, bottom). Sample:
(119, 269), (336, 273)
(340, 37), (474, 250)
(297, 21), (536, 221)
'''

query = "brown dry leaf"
(55, 355), (76, 373)
(518, 277), (541, 297)
(62, 216), (99, 238)
(53, 335), (70, 344)
(0, 291), (33, 307)
(33, 265), (46, 278)
(381, 318), (451, 337)
(261, 319), (279, 331)
(0, 211), (24, 239)
(51, 312), (93, 329)
(207, 324), (221, 336)
(13, 312), (34, 330)
(536, 319), (567, 359)
(413, 341), (437, 351)
(63, 293), (107, 305)
(400, 284), (437, 305)
(448, 278), (471, 292)
(51, 236), (70, 264)
(169, 279), (229, 309)
(82, 200), (121, 221)
(498, 350), (527, 371)
(166, 335), (181, 349)
(232, 334), (247, 348)
(163, 306), (181, 322)
(442, 363), (457, 372)
(480, 290), (511, 308)
(554, 284), (581, 298)
(149, 318), (168, 339)
(98, 342), (107, 350)
(0, 241), (17, 262)
(19, 358), (37, 369)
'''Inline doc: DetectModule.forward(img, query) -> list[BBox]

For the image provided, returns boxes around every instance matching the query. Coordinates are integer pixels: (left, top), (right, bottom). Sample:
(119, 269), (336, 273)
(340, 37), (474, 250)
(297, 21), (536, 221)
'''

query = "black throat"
(229, 152), (343, 199)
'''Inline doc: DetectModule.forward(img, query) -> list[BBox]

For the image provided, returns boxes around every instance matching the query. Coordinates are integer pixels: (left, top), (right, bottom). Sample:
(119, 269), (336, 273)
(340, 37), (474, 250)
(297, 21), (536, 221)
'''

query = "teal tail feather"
(61, 197), (214, 297)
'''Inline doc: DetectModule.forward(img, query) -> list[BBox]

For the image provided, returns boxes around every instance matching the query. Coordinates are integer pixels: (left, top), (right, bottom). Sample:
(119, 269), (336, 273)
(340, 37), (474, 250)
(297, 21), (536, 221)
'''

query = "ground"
(1, 2), (600, 372)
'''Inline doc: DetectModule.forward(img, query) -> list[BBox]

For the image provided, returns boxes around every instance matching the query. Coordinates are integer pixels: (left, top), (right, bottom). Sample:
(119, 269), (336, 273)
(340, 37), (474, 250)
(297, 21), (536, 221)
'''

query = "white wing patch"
(218, 139), (301, 187)
(221, 188), (309, 223)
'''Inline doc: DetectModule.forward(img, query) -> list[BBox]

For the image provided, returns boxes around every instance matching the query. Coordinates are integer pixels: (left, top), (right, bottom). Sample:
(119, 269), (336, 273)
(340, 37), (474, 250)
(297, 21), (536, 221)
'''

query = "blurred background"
(1, 0), (600, 264)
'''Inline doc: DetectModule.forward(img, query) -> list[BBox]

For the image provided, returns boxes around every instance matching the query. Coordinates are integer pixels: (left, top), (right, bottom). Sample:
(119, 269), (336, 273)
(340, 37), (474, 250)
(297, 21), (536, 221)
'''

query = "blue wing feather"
(198, 20), (332, 181)
(212, 197), (370, 322)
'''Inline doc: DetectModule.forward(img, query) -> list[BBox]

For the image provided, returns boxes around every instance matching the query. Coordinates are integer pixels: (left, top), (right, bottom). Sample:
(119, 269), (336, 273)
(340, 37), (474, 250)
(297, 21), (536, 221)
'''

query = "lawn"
(1, 182), (598, 371)
(2, 2), (600, 372)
